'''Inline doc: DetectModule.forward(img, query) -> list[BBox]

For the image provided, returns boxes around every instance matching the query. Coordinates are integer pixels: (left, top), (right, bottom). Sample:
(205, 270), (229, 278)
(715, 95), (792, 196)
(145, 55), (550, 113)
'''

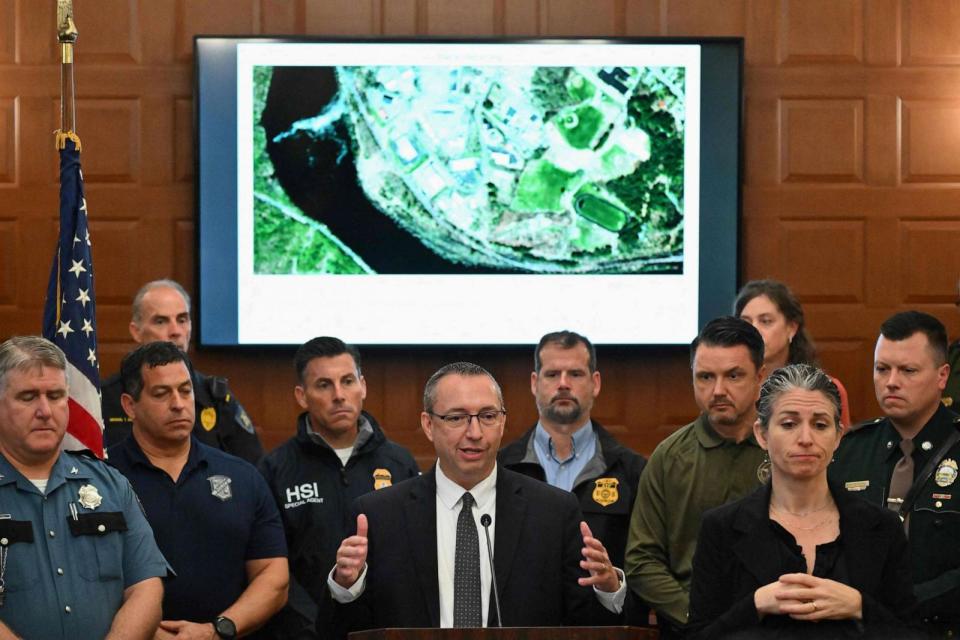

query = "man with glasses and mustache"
(498, 330), (646, 622)
(625, 317), (768, 639)
(325, 362), (626, 637)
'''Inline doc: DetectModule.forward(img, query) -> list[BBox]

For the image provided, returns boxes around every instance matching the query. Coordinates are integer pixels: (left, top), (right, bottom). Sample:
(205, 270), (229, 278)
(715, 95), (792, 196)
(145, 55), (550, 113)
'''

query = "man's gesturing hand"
(578, 521), (621, 593)
(334, 514), (368, 589)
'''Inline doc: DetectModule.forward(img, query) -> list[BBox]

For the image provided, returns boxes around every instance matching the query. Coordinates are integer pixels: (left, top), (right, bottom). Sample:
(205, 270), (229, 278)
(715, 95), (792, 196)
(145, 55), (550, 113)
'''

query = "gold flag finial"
(57, 0), (78, 44)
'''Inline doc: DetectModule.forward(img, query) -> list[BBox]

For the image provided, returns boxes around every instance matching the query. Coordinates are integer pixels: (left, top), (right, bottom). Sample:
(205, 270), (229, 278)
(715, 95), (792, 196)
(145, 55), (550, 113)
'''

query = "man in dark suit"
(325, 362), (626, 635)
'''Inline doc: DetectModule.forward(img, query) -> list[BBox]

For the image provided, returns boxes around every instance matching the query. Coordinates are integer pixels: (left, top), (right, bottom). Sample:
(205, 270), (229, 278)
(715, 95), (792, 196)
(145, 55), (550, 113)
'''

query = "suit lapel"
(492, 469), (526, 611)
(404, 469), (441, 626)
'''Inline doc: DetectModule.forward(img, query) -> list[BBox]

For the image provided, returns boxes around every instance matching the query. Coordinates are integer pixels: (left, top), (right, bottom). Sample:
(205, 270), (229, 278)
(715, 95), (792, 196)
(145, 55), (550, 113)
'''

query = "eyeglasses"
(428, 409), (507, 429)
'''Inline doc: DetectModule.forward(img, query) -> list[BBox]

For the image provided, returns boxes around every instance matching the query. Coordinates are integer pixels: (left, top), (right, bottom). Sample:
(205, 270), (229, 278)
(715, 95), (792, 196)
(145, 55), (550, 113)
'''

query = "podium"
(350, 628), (659, 640)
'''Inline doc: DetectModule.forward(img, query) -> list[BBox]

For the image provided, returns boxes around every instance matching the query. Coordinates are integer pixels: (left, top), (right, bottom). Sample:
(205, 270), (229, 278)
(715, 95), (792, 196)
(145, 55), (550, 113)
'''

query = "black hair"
(295, 336), (362, 382)
(690, 316), (765, 371)
(120, 341), (191, 400)
(879, 311), (948, 365)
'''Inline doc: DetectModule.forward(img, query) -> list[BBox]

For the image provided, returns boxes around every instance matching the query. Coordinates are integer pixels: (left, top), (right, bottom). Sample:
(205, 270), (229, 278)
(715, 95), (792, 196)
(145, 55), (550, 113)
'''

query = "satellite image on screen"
(254, 64), (686, 275)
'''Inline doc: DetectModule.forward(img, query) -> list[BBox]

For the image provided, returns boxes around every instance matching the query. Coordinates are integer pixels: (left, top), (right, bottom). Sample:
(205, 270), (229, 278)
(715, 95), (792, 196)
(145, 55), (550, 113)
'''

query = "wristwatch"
(213, 616), (237, 639)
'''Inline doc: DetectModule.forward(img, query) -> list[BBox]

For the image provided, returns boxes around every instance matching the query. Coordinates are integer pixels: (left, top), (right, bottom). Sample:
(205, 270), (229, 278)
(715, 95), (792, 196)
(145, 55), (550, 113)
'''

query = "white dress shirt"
(435, 461), (498, 627)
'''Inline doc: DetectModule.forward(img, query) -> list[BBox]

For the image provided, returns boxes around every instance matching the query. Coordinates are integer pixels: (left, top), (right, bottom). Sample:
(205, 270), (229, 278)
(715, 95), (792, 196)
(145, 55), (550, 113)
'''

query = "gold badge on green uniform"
(935, 459), (959, 487)
(200, 407), (217, 431)
(592, 478), (619, 507)
(373, 468), (392, 490)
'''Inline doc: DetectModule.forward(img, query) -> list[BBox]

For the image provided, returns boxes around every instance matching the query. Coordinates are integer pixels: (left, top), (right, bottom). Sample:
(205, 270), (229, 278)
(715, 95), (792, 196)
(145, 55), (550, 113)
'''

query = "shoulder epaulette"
(847, 417), (884, 433)
(64, 448), (103, 462)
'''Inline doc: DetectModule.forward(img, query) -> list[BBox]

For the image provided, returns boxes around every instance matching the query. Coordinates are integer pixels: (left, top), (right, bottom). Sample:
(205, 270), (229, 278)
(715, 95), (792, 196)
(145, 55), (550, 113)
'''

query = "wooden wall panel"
(541, 0), (623, 36)
(779, 0), (863, 64)
(72, 99), (140, 183)
(173, 97), (192, 182)
(423, 0), (498, 35)
(663, 0), (746, 37)
(304, 0), (379, 35)
(3, 0), (960, 456)
(779, 99), (864, 183)
(0, 97), (15, 184)
(382, 0), (418, 36)
(864, 0), (899, 66)
(780, 219), (865, 302)
(901, 100), (960, 182)
(0, 0), (15, 64)
(903, 0), (960, 65)
(175, 0), (260, 60)
(73, 0), (140, 64)
(900, 220), (960, 303)
(0, 219), (16, 306)
(260, 0), (304, 35)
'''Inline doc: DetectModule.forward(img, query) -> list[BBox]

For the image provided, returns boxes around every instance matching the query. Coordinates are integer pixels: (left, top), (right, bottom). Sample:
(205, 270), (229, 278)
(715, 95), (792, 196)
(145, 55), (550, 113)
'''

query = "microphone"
(480, 514), (502, 628)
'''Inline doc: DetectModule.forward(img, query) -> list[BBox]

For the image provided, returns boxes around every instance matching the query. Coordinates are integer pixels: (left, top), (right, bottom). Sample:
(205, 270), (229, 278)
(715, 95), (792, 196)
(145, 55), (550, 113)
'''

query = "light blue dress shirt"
(533, 420), (597, 492)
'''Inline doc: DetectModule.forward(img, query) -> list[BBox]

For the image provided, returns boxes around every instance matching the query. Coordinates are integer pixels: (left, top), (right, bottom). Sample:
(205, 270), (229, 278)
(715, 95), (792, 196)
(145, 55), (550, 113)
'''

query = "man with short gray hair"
(0, 336), (168, 639)
(100, 279), (263, 462)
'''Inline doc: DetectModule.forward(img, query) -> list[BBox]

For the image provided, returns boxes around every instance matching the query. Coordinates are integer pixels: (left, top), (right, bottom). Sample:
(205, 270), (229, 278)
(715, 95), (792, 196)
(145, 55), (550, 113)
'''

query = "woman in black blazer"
(687, 364), (917, 639)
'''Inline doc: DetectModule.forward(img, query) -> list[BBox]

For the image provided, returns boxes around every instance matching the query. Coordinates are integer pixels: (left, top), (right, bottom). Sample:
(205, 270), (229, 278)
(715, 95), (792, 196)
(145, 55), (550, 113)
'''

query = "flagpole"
(46, 0), (104, 457)
(56, 0), (80, 150)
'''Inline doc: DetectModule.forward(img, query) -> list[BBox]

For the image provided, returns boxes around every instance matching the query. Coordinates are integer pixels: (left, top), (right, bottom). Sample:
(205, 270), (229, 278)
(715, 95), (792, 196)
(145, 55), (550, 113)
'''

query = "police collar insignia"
(70, 466), (78, 474)
(373, 468), (392, 490)
(592, 478), (619, 506)
(935, 459), (959, 488)
(78, 484), (102, 509)
(208, 475), (233, 501)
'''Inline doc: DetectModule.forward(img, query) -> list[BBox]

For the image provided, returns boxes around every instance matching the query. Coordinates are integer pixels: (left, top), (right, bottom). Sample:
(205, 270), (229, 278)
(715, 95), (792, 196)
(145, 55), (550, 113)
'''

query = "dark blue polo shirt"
(108, 435), (286, 622)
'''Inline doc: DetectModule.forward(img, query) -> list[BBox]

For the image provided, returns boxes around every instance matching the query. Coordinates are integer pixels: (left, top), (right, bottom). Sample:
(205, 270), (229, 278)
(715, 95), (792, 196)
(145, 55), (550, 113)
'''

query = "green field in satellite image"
(253, 63), (686, 274)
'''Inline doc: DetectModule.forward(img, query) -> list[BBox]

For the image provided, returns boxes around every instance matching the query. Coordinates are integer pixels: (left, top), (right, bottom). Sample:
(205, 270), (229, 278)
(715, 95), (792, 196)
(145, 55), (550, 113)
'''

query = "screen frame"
(194, 35), (744, 350)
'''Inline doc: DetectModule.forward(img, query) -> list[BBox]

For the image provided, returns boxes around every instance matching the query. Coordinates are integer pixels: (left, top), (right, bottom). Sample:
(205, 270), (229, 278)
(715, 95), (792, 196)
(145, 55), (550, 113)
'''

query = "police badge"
(373, 468), (392, 490)
(592, 478), (619, 507)
(935, 459), (959, 488)
(208, 475), (233, 501)
(200, 407), (217, 431)
(78, 484), (102, 509)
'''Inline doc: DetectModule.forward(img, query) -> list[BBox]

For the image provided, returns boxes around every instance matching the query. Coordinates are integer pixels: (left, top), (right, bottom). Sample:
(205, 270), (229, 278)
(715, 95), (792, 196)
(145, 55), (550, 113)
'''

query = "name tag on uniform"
(845, 480), (870, 491)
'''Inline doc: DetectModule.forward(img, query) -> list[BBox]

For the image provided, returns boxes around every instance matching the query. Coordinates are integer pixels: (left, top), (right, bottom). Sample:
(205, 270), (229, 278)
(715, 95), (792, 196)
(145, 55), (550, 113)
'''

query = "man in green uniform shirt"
(830, 311), (960, 636)
(625, 317), (768, 638)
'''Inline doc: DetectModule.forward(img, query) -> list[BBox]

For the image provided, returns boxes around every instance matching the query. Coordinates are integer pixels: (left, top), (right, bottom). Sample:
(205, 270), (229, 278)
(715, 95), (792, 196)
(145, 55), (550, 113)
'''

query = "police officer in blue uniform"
(830, 311), (960, 637)
(0, 336), (168, 639)
(100, 279), (263, 463)
(107, 341), (288, 639)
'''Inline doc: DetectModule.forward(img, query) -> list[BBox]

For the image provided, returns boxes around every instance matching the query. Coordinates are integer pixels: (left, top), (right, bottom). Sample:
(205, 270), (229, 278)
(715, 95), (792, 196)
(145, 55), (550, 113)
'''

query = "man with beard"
(498, 330), (645, 624)
(624, 317), (768, 639)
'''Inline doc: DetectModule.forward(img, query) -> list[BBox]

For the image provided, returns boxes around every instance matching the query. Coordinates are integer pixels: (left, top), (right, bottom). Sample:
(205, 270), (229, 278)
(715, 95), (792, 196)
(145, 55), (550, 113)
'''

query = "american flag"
(42, 134), (104, 457)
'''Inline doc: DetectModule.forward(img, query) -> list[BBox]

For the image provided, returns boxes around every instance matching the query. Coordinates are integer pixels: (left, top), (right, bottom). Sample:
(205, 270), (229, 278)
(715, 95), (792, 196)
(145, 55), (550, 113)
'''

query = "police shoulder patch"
(208, 475), (233, 501)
